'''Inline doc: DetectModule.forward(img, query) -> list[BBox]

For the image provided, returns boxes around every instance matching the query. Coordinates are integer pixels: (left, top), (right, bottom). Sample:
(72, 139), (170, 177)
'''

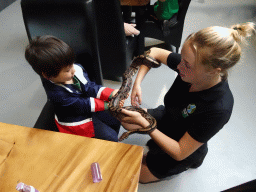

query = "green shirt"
(73, 76), (82, 91)
(154, 0), (179, 20)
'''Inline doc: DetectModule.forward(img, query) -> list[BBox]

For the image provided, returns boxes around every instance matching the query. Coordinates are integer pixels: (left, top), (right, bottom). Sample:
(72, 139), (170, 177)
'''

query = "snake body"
(109, 53), (161, 141)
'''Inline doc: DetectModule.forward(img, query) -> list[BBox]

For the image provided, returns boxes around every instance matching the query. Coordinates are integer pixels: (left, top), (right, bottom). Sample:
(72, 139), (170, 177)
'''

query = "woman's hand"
(121, 108), (150, 128)
(131, 84), (142, 107)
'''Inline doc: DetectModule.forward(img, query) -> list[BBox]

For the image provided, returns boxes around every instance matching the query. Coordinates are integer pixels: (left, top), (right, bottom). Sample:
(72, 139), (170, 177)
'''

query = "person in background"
(152, 0), (179, 21)
(146, 0), (179, 35)
(124, 22), (140, 37)
(120, 22), (255, 183)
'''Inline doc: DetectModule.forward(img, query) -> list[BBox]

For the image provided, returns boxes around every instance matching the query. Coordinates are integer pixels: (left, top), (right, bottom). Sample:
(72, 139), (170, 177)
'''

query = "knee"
(139, 162), (160, 184)
(139, 175), (160, 184)
(139, 179), (149, 184)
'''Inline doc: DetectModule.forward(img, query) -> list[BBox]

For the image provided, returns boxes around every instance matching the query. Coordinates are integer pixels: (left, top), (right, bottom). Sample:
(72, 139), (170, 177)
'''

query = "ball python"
(109, 51), (161, 141)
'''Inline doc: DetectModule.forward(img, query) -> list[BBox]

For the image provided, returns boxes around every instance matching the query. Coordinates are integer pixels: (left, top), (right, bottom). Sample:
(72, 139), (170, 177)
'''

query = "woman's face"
(177, 41), (208, 85)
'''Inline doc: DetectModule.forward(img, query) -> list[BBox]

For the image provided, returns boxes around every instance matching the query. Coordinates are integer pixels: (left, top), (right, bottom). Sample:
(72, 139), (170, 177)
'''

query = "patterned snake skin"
(109, 51), (161, 141)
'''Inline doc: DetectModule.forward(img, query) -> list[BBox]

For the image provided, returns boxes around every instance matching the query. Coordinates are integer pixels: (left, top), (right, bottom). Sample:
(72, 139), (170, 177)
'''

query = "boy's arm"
(93, 85), (115, 101)
(50, 91), (109, 113)
(83, 81), (115, 101)
(75, 64), (114, 101)
(91, 97), (109, 111)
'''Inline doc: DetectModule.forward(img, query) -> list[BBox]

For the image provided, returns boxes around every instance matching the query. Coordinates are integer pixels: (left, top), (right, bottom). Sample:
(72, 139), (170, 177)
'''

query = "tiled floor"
(0, 0), (255, 191)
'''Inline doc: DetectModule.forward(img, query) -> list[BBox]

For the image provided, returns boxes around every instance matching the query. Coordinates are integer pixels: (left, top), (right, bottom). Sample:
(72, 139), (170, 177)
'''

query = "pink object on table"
(16, 182), (39, 192)
(91, 162), (103, 183)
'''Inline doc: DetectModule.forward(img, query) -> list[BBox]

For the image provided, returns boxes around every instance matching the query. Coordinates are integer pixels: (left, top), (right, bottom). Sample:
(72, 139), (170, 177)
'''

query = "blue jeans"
(92, 111), (120, 142)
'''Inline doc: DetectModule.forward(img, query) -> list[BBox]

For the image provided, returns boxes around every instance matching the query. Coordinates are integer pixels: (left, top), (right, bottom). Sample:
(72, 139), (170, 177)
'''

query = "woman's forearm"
(134, 65), (150, 86)
(149, 129), (182, 161)
(134, 47), (171, 87)
(147, 47), (171, 65)
(149, 129), (203, 161)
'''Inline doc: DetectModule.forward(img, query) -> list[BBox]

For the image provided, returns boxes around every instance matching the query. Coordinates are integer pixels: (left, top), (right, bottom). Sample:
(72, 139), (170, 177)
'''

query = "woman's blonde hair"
(187, 22), (255, 79)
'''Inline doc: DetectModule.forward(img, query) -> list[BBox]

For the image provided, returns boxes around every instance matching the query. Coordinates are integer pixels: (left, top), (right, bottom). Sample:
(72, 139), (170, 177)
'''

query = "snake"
(109, 51), (161, 141)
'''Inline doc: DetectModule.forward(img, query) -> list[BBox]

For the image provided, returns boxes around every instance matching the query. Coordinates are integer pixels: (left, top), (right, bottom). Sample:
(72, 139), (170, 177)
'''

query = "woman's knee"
(139, 157), (160, 184)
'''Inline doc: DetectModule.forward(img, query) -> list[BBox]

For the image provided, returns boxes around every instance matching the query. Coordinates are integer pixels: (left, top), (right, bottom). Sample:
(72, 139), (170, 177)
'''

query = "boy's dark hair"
(25, 35), (75, 78)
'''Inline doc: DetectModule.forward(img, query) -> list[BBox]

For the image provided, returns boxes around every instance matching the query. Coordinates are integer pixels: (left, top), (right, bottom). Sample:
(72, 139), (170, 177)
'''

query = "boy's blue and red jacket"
(42, 64), (114, 137)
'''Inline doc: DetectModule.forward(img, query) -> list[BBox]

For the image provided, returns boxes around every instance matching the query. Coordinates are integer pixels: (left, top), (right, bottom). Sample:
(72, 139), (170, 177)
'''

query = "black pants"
(146, 105), (208, 179)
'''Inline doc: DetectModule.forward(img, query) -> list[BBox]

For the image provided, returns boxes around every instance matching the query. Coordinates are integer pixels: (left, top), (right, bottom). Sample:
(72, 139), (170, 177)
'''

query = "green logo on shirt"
(182, 104), (196, 118)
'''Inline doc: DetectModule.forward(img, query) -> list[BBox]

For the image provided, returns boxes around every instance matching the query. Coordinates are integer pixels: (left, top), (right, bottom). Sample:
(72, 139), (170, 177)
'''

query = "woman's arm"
(133, 47), (171, 87)
(131, 65), (150, 106)
(149, 129), (204, 161)
(131, 47), (172, 106)
(121, 108), (204, 161)
(148, 47), (171, 65)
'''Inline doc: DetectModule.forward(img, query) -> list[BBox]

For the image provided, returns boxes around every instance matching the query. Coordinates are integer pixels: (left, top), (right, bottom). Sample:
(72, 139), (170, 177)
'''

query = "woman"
(120, 22), (255, 183)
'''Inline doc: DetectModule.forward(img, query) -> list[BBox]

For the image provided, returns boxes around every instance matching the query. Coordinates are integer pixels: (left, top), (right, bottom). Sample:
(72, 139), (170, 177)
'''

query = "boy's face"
(50, 64), (76, 84)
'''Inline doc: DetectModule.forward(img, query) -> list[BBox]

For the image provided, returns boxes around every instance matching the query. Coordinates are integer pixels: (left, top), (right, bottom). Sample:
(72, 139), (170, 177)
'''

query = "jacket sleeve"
(50, 90), (108, 113)
(74, 64), (114, 101)
(83, 81), (114, 102)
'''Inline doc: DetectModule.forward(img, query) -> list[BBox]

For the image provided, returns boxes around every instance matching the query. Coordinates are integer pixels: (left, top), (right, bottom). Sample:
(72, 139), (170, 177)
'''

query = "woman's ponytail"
(187, 22), (255, 80)
(231, 22), (255, 44)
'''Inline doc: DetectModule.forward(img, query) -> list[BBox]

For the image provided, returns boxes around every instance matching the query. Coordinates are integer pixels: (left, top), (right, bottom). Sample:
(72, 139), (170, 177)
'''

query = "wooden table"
(120, 0), (150, 6)
(0, 122), (143, 192)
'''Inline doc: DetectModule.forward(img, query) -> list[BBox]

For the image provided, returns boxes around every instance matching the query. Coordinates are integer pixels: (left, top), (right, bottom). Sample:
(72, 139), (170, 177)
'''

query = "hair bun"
(231, 22), (255, 43)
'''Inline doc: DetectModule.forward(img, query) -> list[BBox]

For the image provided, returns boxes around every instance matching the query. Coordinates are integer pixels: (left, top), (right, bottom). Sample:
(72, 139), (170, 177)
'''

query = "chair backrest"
(21, 0), (103, 84)
(177, 0), (191, 22)
(21, 0), (131, 83)
(94, 0), (130, 81)
(165, 0), (191, 49)
(33, 99), (59, 131)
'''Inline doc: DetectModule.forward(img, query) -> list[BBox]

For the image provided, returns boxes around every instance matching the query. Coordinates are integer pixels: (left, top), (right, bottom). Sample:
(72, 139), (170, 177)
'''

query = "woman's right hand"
(120, 108), (150, 128)
(131, 84), (142, 107)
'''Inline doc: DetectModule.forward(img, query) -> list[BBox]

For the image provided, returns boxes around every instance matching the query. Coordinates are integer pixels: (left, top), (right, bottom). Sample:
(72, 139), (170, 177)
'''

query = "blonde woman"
(121, 22), (255, 183)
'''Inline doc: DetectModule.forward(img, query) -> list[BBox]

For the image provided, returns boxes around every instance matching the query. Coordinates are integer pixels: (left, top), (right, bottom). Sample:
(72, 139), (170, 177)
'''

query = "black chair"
(21, 0), (137, 83)
(21, 0), (137, 131)
(33, 99), (59, 132)
(94, 0), (138, 81)
(137, 0), (191, 54)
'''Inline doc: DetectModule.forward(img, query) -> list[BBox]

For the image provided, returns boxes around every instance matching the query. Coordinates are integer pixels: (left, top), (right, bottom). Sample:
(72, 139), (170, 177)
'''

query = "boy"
(25, 35), (121, 141)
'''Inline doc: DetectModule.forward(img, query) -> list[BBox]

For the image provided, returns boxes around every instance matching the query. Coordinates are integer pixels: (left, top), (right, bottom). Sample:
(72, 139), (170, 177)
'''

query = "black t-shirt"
(156, 53), (234, 143)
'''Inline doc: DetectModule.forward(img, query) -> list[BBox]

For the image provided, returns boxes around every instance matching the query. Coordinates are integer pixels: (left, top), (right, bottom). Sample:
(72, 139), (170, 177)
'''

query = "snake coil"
(109, 51), (161, 141)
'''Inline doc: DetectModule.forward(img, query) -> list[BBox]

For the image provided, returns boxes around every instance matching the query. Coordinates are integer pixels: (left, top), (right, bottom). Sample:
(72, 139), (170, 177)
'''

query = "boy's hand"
(112, 89), (119, 97)
(110, 89), (128, 108)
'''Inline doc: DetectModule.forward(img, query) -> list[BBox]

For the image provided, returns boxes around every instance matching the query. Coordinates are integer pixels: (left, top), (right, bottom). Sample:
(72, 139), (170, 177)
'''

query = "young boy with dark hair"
(25, 35), (121, 142)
